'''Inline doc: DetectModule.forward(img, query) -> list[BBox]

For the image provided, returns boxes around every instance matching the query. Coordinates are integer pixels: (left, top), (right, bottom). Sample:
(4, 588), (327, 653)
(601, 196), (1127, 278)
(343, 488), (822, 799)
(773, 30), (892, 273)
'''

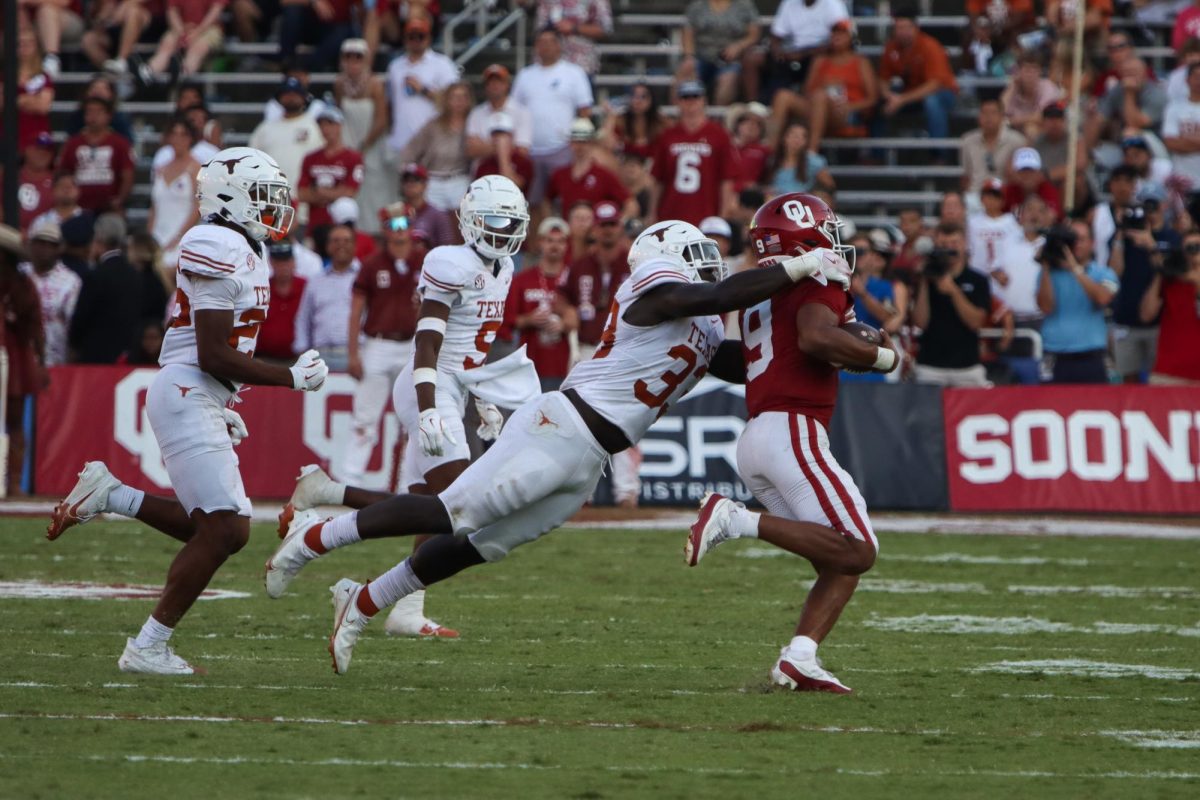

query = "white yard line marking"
(1101, 730), (1200, 749)
(1008, 584), (1200, 599)
(974, 659), (1200, 681)
(865, 614), (1200, 638)
(0, 680), (704, 697)
(0, 581), (248, 601)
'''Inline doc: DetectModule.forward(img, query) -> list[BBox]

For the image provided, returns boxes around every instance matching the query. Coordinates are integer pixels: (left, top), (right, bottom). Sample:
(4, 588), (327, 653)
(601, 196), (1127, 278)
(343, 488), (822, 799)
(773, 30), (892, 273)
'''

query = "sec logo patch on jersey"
(474, 274), (486, 290)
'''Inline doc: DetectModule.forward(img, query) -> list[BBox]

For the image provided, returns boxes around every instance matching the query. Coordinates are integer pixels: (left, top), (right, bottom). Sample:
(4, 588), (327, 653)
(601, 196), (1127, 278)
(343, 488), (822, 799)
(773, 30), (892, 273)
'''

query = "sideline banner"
(944, 386), (1200, 514)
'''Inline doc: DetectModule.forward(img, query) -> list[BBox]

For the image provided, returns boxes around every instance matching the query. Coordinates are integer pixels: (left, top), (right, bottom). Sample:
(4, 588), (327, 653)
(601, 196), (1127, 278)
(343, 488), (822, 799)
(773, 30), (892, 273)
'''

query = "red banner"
(944, 386), (1200, 513)
(36, 366), (402, 499)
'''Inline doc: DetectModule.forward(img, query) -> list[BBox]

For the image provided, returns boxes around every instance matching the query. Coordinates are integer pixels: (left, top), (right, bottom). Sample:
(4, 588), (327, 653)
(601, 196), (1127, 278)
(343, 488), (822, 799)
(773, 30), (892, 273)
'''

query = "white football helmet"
(628, 220), (727, 283)
(458, 175), (529, 260)
(197, 147), (295, 242)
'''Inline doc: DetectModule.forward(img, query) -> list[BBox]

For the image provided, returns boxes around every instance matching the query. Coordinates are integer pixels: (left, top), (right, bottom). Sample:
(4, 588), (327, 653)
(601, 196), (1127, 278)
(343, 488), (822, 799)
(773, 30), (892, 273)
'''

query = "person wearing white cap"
(20, 219), (82, 368)
(336, 38), (395, 234)
(472, 112), (535, 191)
(298, 106), (365, 231)
(1005, 146), (1062, 219)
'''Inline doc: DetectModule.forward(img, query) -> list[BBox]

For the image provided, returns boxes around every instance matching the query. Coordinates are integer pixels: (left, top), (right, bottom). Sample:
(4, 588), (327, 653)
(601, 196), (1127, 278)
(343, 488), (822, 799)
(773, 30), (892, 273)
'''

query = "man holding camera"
(911, 223), (992, 387)
(1108, 188), (1179, 382)
(1037, 220), (1119, 384)
(1138, 229), (1200, 385)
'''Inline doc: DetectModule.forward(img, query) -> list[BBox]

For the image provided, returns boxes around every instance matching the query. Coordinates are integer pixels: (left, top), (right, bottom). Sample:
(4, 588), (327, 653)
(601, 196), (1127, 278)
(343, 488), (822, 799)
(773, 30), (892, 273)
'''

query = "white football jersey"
(160, 223), (272, 382)
(417, 244), (512, 373)
(561, 257), (725, 443)
(967, 212), (1023, 275)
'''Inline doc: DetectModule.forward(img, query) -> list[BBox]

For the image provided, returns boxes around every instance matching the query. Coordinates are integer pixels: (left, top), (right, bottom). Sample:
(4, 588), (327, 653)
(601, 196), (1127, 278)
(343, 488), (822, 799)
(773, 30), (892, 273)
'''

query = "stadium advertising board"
(944, 386), (1200, 514)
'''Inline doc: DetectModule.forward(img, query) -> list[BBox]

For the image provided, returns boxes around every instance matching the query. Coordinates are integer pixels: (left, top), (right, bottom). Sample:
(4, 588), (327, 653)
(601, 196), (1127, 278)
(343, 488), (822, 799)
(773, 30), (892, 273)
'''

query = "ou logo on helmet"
(782, 200), (817, 228)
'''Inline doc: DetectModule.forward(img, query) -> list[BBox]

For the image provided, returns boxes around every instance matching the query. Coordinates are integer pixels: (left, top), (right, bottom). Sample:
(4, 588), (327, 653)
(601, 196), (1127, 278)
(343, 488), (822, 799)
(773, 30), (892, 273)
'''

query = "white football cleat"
(277, 464), (341, 537)
(383, 592), (459, 638)
(264, 509), (322, 599)
(771, 647), (852, 694)
(329, 578), (372, 674)
(47, 462), (122, 541)
(685, 492), (740, 567)
(118, 638), (205, 676)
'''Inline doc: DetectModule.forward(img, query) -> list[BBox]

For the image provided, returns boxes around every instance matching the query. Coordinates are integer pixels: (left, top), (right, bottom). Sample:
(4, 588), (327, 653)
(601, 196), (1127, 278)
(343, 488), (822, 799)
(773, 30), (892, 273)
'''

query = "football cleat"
(47, 462), (122, 541)
(384, 593), (460, 638)
(771, 647), (852, 694)
(264, 509), (322, 599)
(118, 638), (205, 676)
(277, 464), (339, 537)
(329, 578), (372, 674)
(685, 492), (740, 567)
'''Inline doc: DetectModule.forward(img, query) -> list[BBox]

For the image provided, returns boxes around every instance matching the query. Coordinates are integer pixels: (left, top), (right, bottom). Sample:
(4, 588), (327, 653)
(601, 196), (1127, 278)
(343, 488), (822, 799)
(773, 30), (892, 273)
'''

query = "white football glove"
(475, 398), (504, 442)
(820, 252), (853, 289)
(418, 408), (458, 457)
(289, 349), (329, 392)
(779, 248), (848, 286)
(221, 408), (248, 446)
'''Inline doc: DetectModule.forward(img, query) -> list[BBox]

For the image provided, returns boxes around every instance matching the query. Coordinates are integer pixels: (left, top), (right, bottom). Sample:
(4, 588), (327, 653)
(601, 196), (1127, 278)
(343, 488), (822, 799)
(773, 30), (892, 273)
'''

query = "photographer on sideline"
(1139, 229), (1200, 385)
(1037, 220), (1119, 384)
(911, 223), (992, 386)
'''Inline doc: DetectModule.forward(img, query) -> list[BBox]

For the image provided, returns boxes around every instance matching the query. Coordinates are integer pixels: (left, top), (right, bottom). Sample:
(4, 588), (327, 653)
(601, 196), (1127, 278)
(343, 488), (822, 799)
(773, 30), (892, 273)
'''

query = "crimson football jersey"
(740, 278), (854, 429)
(18, 168), (53, 233)
(651, 120), (739, 226)
(298, 146), (364, 228)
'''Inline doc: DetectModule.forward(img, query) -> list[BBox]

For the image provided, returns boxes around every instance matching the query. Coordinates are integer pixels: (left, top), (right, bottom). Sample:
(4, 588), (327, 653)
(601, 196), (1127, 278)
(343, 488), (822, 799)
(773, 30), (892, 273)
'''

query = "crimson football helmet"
(748, 193), (854, 271)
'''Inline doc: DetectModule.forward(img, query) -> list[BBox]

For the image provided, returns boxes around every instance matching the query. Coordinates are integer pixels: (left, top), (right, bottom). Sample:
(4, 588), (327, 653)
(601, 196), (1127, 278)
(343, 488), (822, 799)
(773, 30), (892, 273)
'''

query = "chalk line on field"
(0, 581), (249, 601)
(865, 614), (1200, 638)
(1101, 730), (1200, 749)
(974, 659), (1200, 681)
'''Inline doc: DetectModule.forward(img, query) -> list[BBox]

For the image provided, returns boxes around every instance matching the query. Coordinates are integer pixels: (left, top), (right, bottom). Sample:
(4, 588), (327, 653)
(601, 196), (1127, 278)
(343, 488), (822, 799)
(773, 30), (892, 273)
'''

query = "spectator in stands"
(387, 17), (460, 160)
(768, 0), (849, 93)
(151, 105), (219, 172)
(988, 194), (1051, 385)
(19, 0), (85, 78)
(1003, 147), (1062, 218)
(1163, 63), (1200, 194)
(526, 0), (613, 77)
(1001, 52), (1064, 140)
(335, 38), (394, 235)
(678, 0), (762, 106)
(146, 117), (201, 269)
(280, 0), (357, 72)
(474, 113), (535, 192)
(259, 241), (307, 362)
(911, 223), (992, 387)
(365, 0), (441, 60)
(1093, 164), (1138, 269)
(965, 0), (1035, 60)
(1046, 0), (1112, 53)
(401, 82), (474, 210)
(299, 106), (365, 231)
(329, 198), (377, 262)
(1167, 38), (1200, 104)
(513, 27), (594, 206)
(545, 119), (635, 221)
(250, 78), (324, 196)
(650, 80), (738, 225)
(17, 134), (56, 234)
(13, 29), (53, 152)
(127, 231), (172, 323)
(566, 201), (595, 264)
(769, 121), (834, 196)
(263, 62), (329, 122)
(1109, 189), (1177, 382)
(122, 320), (165, 364)
(20, 220), (80, 368)
(1173, 0), (1200, 53)
(144, 0), (226, 83)
(229, 0), (279, 49)
(1120, 134), (1170, 198)
(182, 103), (224, 151)
(396, 168), (455, 247)
(1098, 59), (1167, 142)
(890, 206), (930, 282)
(294, 224), (359, 371)
(59, 214), (95, 279)
(601, 82), (668, 163)
(59, 97), (135, 216)
(876, 5), (958, 154)
(619, 153), (654, 220)
(467, 64), (534, 161)
(961, 97), (1026, 197)
(504, 217), (579, 390)
(940, 191), (967, 229)
(727, 104), (771, 190)
(81, 0), (156, 80)
(64, 75), (134, 142)
(562, 200), (629, 360)
(849, 232), (902, 335)
(32, 173), (86, 236)
(968, 178), (1023, 280)
(69, 214), (142, 363)
(1032, 101), (1086, 205)
(1038, 219), (1117, 383)
(1139, 228), (1200, 384)
(0, 225), (45, 496)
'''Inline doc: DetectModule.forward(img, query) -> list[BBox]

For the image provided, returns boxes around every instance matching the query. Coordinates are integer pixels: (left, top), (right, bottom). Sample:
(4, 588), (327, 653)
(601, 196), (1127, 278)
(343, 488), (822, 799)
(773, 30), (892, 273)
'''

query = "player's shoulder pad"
(620, 257), (691, 300)
(177, 224), (252, 279)
(419, 245), (476, 293)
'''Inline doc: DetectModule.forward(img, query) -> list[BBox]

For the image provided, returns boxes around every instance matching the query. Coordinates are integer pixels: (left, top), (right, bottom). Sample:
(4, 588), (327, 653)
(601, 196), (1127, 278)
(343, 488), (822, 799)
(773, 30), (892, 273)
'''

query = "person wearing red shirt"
(1174, 1), (1200, 53)
(1140, 230), (1200, 385)
(298, 106), (364, 231)
(545, 118), (636, 221)
(473, 112), (535, 192)
(1003, 147), (1062, 219)
(502, 217), (579, 389)
(15, 28), (53, 152)
(259, 241), (308, 361)
(685, 193), (896, 695)
(729, 104), (771, 190)
(650, 80), (739, 226)
(17, 135), (57, 234)
(58, 97), (135, 215)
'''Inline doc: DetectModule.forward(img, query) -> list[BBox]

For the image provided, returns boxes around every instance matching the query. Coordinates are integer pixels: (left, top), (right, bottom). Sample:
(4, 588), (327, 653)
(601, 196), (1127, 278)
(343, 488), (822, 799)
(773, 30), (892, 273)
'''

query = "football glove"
(418, 408), (458, 457)
(475, 398), (504, 442)
(290, 349), (329, 392)
(222, 408), (248, 446)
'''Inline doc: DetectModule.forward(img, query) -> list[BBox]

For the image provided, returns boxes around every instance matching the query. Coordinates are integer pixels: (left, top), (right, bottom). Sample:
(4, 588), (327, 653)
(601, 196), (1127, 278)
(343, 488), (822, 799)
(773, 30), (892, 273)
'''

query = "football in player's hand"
(839, 320), (881, 374)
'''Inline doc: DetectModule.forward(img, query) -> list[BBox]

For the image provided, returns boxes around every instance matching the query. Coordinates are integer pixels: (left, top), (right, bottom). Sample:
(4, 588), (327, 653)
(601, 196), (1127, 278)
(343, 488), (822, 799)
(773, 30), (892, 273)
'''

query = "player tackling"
(686, 193), (900, 694)
(46, 147), (329, 675)
(266, 218), (851, 673)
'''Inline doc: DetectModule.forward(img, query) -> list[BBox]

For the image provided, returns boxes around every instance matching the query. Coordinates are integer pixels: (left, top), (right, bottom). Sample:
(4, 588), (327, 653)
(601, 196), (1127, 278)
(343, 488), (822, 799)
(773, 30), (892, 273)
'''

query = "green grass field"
(1, 516), (1198, 799)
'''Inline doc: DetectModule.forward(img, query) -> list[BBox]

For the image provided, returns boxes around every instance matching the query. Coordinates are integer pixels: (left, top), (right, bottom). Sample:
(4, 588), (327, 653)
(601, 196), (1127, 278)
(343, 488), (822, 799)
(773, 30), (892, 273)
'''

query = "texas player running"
(264, 218), (850, 674)
(269, 176), (538, 638)
(45, 147), (329, 675)
(685, 193), (899, 694)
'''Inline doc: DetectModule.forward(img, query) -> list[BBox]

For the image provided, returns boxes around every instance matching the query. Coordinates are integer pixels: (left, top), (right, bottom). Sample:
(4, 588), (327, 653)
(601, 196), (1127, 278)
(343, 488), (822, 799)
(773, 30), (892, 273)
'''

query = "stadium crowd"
(3, 0), (1200, 496)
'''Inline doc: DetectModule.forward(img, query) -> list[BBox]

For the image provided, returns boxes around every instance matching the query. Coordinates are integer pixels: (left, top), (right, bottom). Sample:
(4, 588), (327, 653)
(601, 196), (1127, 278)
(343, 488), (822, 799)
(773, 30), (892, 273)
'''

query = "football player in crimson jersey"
(265, 218), (852, 674)
(685, 193), (901, 695)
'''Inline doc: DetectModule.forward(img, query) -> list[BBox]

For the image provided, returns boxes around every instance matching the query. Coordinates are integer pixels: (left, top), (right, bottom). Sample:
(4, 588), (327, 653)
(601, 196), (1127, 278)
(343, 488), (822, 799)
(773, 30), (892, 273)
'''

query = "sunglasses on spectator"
(388, 216), (411, 231)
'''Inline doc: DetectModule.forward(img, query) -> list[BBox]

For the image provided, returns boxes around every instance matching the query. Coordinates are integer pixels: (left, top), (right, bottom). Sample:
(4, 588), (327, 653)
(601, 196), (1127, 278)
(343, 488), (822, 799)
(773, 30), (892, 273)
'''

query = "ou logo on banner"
(782, 200), (817, 228)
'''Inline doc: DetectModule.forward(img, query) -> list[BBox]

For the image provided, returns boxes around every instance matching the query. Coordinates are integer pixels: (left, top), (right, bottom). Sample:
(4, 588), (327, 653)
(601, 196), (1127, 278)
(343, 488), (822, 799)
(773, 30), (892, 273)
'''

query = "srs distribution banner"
(944, 386), (1200, 513)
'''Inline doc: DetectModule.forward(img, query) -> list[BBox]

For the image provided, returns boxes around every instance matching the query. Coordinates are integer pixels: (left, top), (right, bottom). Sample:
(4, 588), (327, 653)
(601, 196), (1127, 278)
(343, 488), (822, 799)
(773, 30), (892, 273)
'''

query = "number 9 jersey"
(561, 257), (726, 443)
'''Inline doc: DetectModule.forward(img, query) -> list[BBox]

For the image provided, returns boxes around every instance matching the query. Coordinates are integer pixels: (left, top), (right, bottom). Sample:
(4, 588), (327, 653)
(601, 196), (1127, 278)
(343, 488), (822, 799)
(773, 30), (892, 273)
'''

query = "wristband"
(416, 317), (447, 335)
(873, 347), (897, 372)
(413, 367), (438, 386)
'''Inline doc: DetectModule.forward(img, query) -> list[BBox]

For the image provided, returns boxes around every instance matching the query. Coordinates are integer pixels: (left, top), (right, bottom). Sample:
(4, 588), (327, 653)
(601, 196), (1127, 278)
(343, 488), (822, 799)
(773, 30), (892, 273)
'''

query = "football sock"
(730, 505), (761, 538)
(133, 615), (173, 649)
(302, 522), (327, 554)
(366, 559), (425, 612)
(787, 635), (819, 660)
(321, 512), (361, 550)
(106, 485), (145, 518)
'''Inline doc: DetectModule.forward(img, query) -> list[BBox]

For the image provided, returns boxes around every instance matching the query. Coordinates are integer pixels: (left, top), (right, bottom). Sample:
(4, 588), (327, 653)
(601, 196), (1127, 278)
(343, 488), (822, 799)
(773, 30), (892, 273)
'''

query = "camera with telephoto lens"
(923, 248), (958, 279)
(1038, 225), (1078, 269)
(1121, 204), (1147, 230)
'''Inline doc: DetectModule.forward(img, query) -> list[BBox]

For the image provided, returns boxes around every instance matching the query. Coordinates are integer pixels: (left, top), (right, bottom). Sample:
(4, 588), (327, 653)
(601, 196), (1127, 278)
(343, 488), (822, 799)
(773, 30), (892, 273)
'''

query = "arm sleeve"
(187, 274), (241, 311)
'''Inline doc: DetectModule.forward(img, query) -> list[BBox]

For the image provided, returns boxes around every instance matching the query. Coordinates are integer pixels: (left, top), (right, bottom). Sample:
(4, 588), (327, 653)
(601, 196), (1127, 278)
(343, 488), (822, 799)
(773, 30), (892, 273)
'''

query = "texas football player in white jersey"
(46, 147), (329, 675)
(265, 218), (851, 674)
(268, 175), (539, 639)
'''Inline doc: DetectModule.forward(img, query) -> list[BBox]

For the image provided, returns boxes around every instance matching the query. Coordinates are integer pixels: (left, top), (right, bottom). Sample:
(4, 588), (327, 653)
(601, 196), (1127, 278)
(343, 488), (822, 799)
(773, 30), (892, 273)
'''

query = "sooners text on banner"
(36, 366), (402, 499)
(944, 386), (1200, 513)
